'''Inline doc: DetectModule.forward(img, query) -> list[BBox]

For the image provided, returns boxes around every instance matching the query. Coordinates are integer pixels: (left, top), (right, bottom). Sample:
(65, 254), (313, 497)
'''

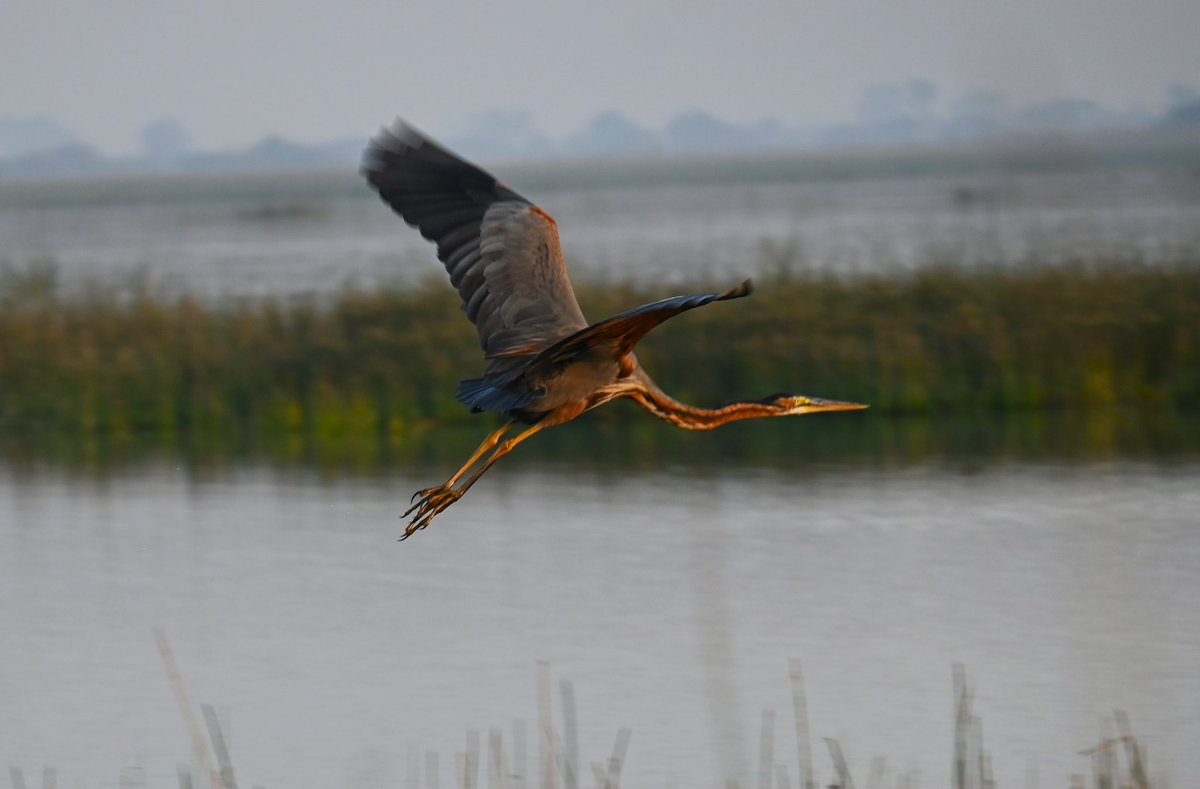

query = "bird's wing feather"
(361, 120), (589, 367)
(452, 282), (752, 415)
(521, 281), (753, 377)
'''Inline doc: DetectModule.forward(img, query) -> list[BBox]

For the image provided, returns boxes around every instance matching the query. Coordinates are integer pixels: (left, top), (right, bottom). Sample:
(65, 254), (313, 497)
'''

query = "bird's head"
(764, 393), (869, 416)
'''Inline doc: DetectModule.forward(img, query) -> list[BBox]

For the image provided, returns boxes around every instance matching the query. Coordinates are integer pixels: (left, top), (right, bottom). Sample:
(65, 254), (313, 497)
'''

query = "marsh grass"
(1, 257), (1198, 450)
(9, 649), (1157, 789)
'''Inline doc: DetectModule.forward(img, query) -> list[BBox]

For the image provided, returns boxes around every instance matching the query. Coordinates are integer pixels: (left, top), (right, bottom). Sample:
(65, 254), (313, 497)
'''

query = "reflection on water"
(4, 407), (1200, 481)
(1, 453), (1197, 789)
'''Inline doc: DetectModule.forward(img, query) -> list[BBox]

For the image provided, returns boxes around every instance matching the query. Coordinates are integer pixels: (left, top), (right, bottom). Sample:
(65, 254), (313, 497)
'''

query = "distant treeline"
(1, 260), (1197, 443)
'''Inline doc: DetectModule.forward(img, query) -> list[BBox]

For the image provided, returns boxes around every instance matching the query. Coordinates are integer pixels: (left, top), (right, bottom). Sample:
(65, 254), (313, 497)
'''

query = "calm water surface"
(2, 163), (1199, 299)
(3, 154), (1199, 787)
(2, 459), (1197, 789)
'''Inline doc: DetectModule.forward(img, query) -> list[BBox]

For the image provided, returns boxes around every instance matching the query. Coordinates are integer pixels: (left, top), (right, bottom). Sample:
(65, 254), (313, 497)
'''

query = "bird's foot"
(400, 485), (462, 540)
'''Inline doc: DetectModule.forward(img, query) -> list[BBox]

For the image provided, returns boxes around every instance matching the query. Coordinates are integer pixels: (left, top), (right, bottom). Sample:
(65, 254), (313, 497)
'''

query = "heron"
(362, 120), (867, 539)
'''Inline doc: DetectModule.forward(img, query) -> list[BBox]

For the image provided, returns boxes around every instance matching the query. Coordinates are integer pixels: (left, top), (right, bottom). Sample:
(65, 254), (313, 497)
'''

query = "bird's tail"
(455, 377), (538, 415)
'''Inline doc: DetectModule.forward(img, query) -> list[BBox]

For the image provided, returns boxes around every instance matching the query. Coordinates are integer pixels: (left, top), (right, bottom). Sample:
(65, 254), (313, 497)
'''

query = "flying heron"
(362, 120), (867, 539)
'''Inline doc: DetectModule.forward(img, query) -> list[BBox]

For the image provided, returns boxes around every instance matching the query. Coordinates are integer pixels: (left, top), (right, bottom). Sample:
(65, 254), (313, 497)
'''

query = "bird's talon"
(403, 487), (439, 518)
(409, 486), (437, 505)
(399, 485), (462, 539)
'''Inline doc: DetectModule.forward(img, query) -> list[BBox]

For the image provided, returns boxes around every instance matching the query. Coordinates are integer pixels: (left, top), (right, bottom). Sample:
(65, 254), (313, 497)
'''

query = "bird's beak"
(799, 397), (869, 414)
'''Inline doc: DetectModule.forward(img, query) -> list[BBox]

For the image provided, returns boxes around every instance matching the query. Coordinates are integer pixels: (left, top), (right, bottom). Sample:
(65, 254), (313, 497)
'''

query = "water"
(2, 457), (1197, 789)
(2, 159), (1199, 301)
(3, 152), (1199, 788)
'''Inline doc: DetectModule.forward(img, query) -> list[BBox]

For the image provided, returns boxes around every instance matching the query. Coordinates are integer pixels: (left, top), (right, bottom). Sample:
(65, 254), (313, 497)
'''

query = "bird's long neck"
(628, 375), (783, 431)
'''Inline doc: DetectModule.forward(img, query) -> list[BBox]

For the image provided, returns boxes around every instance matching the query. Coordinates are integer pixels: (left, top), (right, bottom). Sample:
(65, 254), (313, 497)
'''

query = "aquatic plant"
(1, 257), (1197, 443)
(7, 650), (1159, 789)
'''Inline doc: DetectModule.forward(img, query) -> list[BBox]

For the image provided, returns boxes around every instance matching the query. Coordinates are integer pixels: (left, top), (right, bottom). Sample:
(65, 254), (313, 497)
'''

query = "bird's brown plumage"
(361, 119), (867, 539)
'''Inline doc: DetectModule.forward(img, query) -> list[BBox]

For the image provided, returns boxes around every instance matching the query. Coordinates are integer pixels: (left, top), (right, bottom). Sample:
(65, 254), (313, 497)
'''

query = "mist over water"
(2, 158), (1199, 301)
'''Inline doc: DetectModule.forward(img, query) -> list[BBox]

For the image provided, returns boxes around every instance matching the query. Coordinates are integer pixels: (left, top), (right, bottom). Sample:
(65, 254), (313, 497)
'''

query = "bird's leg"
(402, 423), (547, 538)
(406, 422), (514, 506)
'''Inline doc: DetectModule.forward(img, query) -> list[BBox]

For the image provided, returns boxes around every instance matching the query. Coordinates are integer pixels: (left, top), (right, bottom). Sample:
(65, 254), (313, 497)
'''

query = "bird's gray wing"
(454, 282), (752, 414)
(527, 280), (752, 371)
(361, 120), (589, 371)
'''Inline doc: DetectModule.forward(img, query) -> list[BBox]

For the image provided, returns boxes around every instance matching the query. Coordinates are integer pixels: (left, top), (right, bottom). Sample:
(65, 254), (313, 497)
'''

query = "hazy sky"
(6, 0), (1199, 154)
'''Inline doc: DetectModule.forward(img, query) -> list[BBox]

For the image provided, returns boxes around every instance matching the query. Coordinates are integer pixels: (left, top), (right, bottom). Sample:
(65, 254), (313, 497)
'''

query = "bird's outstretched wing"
(530, 280), (753, 370)
(453, 281), (753, 414)
(362, 120), (589, 370)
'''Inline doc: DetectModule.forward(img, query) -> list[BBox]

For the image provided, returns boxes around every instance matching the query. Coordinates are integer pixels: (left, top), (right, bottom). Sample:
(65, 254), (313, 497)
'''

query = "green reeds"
(2, 257), (1198, 443)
